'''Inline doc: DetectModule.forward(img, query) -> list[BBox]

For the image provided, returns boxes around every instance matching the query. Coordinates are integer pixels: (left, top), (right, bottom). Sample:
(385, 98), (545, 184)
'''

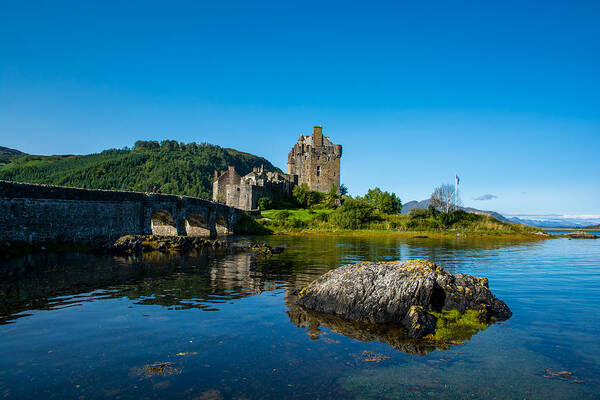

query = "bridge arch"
(215, 213), (229, 235)
(151, 209), (178, 236)
(185, 213), (211, 237)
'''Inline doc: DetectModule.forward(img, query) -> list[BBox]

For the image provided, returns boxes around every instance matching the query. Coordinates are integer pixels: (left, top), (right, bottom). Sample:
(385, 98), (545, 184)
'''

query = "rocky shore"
(0, 235), (288, 258)
(296, 260), (511, 340)
(110, 235), (230, 254)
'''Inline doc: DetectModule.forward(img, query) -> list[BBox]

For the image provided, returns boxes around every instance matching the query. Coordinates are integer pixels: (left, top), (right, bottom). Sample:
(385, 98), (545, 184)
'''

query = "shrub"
(233, 213), (272, 234)
(329, 198), (376, 229)
(408, 208), (429, 219)
(258, 197), (273, 210)
(292, 183), (326, 208)
(273, 210), (291, 222)
(312, 212), (329, 223)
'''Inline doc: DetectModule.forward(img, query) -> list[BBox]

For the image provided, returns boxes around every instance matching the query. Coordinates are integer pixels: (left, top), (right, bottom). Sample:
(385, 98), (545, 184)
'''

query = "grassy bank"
(257, 208), (542, 238)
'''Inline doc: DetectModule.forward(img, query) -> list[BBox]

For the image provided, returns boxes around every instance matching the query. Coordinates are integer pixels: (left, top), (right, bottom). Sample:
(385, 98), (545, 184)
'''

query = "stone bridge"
(0, 180), (245, 244)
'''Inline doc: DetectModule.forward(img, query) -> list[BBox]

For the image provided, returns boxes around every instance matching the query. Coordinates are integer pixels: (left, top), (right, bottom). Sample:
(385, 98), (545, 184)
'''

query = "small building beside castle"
(213, 126), (342, 211)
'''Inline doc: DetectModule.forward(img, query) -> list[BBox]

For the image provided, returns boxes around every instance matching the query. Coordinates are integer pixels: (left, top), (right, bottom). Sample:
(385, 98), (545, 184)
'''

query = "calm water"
(1, 236), (599, 399)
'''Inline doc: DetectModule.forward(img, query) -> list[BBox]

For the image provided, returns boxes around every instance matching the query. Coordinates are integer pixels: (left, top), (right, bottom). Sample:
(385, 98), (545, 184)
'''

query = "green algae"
(429, 309), (489, 342)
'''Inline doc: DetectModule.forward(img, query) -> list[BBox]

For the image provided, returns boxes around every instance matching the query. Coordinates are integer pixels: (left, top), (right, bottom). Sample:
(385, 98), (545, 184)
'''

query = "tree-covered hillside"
(0, 146), (26, 164)
(0, 140), (279, 198)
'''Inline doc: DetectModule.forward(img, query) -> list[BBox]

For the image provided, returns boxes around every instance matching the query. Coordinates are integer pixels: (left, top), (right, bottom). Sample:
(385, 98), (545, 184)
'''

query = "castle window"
(316, 166), (321, 177)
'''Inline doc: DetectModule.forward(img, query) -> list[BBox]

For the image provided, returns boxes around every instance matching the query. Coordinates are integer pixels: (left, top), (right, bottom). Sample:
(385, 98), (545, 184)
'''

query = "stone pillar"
(142, 205), (154, 235)
(208, 207), (218, 238)
(175, 209), (187, 236)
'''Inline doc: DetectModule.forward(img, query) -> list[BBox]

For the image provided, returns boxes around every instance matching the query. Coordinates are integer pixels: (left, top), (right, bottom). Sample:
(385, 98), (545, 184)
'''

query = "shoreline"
(257, 228), (549, 240)
(5, 227), (596, 259)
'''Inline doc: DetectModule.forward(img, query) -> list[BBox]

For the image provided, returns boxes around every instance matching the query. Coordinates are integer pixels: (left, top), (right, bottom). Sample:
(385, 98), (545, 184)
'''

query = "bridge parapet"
(0, 180), (243, 244)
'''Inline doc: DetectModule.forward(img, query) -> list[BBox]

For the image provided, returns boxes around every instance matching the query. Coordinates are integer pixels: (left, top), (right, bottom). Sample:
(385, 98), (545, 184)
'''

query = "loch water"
(1, 235), (599, 399)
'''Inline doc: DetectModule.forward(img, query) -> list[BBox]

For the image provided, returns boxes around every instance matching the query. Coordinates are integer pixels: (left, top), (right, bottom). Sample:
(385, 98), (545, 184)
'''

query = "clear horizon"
(1, 1), (599, 215)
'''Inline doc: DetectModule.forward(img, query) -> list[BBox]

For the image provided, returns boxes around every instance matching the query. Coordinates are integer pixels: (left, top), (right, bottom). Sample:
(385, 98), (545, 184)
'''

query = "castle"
(213, 126), (342, 211)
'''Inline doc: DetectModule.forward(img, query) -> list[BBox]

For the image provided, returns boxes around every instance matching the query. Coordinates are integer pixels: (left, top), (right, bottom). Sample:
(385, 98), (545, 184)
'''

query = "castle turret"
(313, 126), (323, 147)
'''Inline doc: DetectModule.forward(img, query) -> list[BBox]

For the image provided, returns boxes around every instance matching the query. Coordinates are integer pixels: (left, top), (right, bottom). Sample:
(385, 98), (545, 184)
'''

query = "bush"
(312, 212), (329, 223)
(292, 183), (326, 208)
(409, 208), (429, 219)
(258, 197), (273, 210)
(284, 218), (306, 229)
(329, 198), (376, 229)
(273, 210), (291, 222)
(324, 184), (340, 208)
(233, 213), (272, 234)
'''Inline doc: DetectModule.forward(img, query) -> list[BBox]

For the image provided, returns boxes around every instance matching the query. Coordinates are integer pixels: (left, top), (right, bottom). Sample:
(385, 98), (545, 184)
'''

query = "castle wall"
(287, 127), (342, 193)
(222, 178), (295, 211)
(213, 166), (241, 203)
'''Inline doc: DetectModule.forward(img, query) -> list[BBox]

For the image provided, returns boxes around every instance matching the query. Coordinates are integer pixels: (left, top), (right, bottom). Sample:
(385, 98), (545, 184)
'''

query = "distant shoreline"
(543, 228), (600, 232)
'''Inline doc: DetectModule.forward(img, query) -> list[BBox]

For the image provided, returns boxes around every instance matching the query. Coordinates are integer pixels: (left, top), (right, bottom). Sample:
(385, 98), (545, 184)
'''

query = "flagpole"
(455, 174), (459, 210)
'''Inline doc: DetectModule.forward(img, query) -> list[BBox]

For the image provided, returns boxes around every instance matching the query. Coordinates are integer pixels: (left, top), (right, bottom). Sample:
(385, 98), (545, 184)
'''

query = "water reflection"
(287, 304), (452, 355)
(1, 249), (266, 323)
(1, 235), (542, 348)
(1, 235), (599, 400)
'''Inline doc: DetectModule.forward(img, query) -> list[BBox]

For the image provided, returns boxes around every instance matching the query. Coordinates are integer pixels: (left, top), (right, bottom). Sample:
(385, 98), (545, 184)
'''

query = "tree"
(430, 183), (461, 213)
(363, 187), (402, 214)
(339, 184), (348, 196)
(292, 183), (324, 208)
(325, 184), (340, 208)
(292, 183), (310, 207)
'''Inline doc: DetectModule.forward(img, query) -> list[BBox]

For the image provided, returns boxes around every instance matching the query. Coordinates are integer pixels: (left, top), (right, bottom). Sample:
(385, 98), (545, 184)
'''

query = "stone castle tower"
(287, 126), (342, 193)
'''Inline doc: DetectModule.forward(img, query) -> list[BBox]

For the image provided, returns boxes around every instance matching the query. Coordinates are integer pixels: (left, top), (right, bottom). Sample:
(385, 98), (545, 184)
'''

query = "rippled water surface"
(1, 235), (599, 399)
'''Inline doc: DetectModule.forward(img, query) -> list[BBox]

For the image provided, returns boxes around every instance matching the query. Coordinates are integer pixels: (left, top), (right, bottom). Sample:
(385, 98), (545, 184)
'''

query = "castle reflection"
(1, 234), (540, 355)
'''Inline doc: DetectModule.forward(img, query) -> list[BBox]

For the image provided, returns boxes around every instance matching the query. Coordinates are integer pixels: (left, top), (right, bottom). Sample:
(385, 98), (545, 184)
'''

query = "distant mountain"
(0, 140), (279, 199)
(401, 199), (511, 223)
(0, 146), (26, 164)
(585, 224), (600, 229)
(401, 199), (432, 214)
(505, 217), (600, 229)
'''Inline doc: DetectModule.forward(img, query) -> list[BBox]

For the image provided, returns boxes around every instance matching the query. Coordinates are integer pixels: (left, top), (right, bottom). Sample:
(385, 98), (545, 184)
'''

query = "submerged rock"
(296, 260), (511, 339)
(111, 235), (229, 254)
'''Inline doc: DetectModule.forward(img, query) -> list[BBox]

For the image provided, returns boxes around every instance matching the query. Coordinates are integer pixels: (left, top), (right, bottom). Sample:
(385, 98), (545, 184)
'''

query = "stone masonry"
(213, 126), (342, 210)
(288, 126), (342, 193)
(212, 165), (296, 211)
(0, 180), (243, 244)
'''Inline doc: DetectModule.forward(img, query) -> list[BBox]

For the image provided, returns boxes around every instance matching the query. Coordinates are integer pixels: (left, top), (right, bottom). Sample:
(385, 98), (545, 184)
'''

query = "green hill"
(0, 140), (279, 198)
(0, 146), (26, 164)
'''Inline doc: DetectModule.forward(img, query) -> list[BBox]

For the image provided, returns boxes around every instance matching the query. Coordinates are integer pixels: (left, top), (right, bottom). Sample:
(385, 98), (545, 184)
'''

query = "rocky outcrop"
(296, 260), (511, 339)
(111, 235), (229, 254)
(563, 231), (597, 239)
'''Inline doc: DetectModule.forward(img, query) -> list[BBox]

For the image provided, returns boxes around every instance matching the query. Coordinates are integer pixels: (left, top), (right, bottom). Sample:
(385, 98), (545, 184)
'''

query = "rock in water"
(296, 260), (511, 339)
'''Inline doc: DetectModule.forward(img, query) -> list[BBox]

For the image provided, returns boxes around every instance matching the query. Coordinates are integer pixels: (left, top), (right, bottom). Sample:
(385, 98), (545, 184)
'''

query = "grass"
(261, 208), (334, 222)
(256, 208), (543, 239)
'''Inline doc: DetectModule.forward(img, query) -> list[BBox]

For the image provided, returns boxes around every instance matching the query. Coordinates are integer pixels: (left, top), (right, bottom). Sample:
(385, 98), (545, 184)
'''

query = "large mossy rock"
(296, 260), (511, 339)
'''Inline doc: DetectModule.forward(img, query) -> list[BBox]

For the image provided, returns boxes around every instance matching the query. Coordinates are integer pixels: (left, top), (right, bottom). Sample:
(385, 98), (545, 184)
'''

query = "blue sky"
(1, 1), (599, 216)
